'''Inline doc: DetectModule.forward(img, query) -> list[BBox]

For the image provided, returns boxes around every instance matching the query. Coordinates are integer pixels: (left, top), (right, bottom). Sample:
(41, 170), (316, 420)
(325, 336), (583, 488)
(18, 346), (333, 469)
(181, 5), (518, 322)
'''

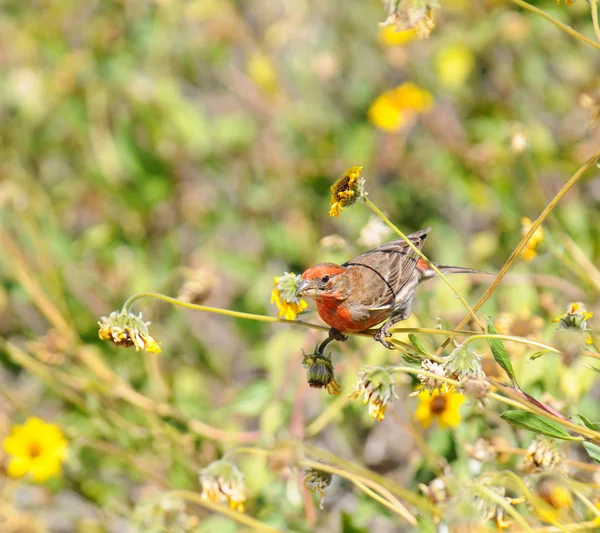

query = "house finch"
(296, 228), (483, 349)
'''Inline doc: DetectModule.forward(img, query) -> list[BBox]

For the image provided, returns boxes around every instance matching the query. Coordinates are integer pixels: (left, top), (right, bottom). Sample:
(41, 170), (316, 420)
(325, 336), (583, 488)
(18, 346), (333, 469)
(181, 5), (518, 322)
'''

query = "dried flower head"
(444, 344), (483, 379)
(329, 166), (366, 217)
(380, 0), (438, 39)
(415, 389), (465, 428)
(520, 217), (544, 262)
(520, 439), (562, 474)
(304, 468), (333, 509)
(199, 459), (247, 512)
(410, 359), (449, 396)
(465, 438), (497, 463)
(271, 272), (308, 320)
(98, 309), (161, 353)
(302, 351), (341, 395)
(2, 417), (68, 482)
(350, 367), (398, 421)
(358, 216), (392, 248)
(461, 375), (491, 404)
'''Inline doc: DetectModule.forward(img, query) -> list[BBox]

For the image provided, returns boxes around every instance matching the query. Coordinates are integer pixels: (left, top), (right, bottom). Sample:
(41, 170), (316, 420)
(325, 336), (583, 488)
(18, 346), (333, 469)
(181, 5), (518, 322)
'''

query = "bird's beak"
(295, 279), (311, 298)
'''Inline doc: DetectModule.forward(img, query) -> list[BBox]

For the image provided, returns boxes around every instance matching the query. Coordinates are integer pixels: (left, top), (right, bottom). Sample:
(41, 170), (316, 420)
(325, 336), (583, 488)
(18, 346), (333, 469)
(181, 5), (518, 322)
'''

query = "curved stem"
(510, 0), (600, 50)
(590, 0), (600, 43)
(437, 147), (600, 355)
(364, 199), (484, 331)
(166, 490), (279, 533)
(462, 334), (561, 354)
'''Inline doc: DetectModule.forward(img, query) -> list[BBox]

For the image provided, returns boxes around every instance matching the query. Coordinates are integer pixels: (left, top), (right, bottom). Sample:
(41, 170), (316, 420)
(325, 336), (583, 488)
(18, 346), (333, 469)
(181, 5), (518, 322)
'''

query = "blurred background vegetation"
(1, 0), (599, 531)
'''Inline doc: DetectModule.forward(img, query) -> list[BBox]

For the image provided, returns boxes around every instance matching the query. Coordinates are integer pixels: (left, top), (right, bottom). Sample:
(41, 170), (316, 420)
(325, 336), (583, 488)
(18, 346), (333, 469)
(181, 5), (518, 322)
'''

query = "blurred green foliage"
(1, 0), (600, 531)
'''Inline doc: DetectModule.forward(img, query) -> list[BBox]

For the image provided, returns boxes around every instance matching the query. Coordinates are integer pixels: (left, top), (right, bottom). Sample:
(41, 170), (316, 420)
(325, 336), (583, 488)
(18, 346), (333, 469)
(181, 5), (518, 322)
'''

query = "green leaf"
(409, 334), (430, 356)
(486, 316), (518, 386)
(529, 349), (551, 360)
(500, 411), (580, 440)
(583, 442), (600, 463)
(572, 414), (600, 432)
(402, 353), (422, 366)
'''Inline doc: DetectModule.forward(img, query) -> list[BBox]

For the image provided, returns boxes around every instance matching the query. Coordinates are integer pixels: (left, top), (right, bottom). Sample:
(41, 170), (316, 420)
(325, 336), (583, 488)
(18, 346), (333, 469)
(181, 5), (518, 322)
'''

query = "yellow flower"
(246, 52), (278, 94)
(368, 83), (433, 132)
(435, 44), (475, 89)
(271, 272), (307, 320)
(2, 417), (68, 482)
(520, 217), (544, 262)
(378, 25), (416, 47)
(415, 389), (465, 428)
(552, 302), (593, 345)
(98, 310), (161, 353)
(329, 166), (366, 217)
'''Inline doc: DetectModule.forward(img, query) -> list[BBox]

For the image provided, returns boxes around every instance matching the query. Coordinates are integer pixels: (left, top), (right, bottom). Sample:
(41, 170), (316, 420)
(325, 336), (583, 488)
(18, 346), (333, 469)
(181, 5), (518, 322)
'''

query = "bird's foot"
(317, 328), (348, 354)
(374, 323), (395, 350)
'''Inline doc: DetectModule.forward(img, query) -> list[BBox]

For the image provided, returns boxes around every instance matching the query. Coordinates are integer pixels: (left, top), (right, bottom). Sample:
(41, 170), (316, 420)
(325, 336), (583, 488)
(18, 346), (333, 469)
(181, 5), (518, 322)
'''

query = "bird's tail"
(436, 265), (490, 275)
(417, 259), (492, 280)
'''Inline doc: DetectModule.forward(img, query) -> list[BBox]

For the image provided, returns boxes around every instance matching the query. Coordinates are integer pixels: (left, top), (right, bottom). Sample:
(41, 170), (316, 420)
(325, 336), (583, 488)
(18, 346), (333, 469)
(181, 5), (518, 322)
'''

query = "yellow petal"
(7, 456), (32, 478)
(30, 457), (62, 482)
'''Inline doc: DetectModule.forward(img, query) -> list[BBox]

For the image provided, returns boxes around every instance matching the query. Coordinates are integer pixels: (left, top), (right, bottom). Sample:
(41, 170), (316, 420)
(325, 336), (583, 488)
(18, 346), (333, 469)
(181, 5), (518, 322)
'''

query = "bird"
(295, 227), (483, 350)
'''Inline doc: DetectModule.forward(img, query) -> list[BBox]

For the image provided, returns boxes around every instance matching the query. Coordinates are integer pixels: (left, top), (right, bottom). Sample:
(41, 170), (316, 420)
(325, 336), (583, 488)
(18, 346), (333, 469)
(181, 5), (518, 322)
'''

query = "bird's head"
(295, 263), (349, 301)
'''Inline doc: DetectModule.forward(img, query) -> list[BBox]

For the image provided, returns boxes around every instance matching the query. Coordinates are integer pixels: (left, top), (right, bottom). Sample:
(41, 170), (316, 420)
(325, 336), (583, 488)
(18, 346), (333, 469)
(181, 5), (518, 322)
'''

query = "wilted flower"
(304, 468), (333, 509)
(329, 166), (366, 217)
(415, 389), (465, 428)
(520, 439), (562, 474)
(520, 217), (544, 262)
(444, 344), (483, 379)
(368, 83), (433, 132)
(2, 417), (68, 482)
(350, 367), (398, 421)
(271, 272), (308, 320)
(380, 0), (438, 39)
(302, 351), (341, 395)
(410, 358), (449, 396)
(98, 309), (161, 353)
(199, 459), (247, 512)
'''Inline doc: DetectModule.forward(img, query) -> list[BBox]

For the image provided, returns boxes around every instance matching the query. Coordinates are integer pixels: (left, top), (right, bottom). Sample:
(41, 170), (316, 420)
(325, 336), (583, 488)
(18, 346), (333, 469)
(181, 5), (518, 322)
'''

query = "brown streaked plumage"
(296, 228), (483, 348)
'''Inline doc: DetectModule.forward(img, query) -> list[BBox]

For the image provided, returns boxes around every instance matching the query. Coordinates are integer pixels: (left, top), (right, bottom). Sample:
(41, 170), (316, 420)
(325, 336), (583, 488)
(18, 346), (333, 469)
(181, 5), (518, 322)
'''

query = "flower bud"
(302, 352), (340, 395)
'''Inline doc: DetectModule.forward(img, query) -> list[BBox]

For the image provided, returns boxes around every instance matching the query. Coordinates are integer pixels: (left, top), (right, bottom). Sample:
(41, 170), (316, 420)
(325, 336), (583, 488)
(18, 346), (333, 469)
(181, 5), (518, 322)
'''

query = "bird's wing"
(342, 228), (430, 310)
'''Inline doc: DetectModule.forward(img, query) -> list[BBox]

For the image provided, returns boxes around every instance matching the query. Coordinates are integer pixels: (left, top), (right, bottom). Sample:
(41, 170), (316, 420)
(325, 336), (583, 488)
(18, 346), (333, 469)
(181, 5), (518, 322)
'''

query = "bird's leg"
(374, 313), (409, 350)
(317, 328), (348, 354)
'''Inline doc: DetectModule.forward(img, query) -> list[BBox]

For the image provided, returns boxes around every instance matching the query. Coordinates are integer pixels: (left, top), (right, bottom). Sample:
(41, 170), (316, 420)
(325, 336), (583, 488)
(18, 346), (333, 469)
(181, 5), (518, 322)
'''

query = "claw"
(374, 325), (395, 350)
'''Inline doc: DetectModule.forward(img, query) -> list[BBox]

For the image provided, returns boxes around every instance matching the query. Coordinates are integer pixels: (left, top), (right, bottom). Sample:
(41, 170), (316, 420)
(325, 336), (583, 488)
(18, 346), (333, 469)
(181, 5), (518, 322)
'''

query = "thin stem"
(437, 147), (600, 355)
(510, 0), (600, 50)
(166, 490), (280, 533)
(351, 478), (417, 525)
(591, 0), (600, 43)
(523, 521), (600, 533)
(462, 334), (561, 355)
(364, 199), (484, 331)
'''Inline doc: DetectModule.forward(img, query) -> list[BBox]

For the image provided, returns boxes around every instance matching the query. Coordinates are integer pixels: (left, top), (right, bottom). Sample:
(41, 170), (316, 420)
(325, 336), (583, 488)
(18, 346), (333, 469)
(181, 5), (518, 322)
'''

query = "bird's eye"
(321, 275), (330, 283)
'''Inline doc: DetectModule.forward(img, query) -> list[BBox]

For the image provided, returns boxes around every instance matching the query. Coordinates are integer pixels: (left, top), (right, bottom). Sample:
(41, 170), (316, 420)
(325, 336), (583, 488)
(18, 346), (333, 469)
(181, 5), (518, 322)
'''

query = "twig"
(510, 0), (600, 50)
(437, 147), (600, 355)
